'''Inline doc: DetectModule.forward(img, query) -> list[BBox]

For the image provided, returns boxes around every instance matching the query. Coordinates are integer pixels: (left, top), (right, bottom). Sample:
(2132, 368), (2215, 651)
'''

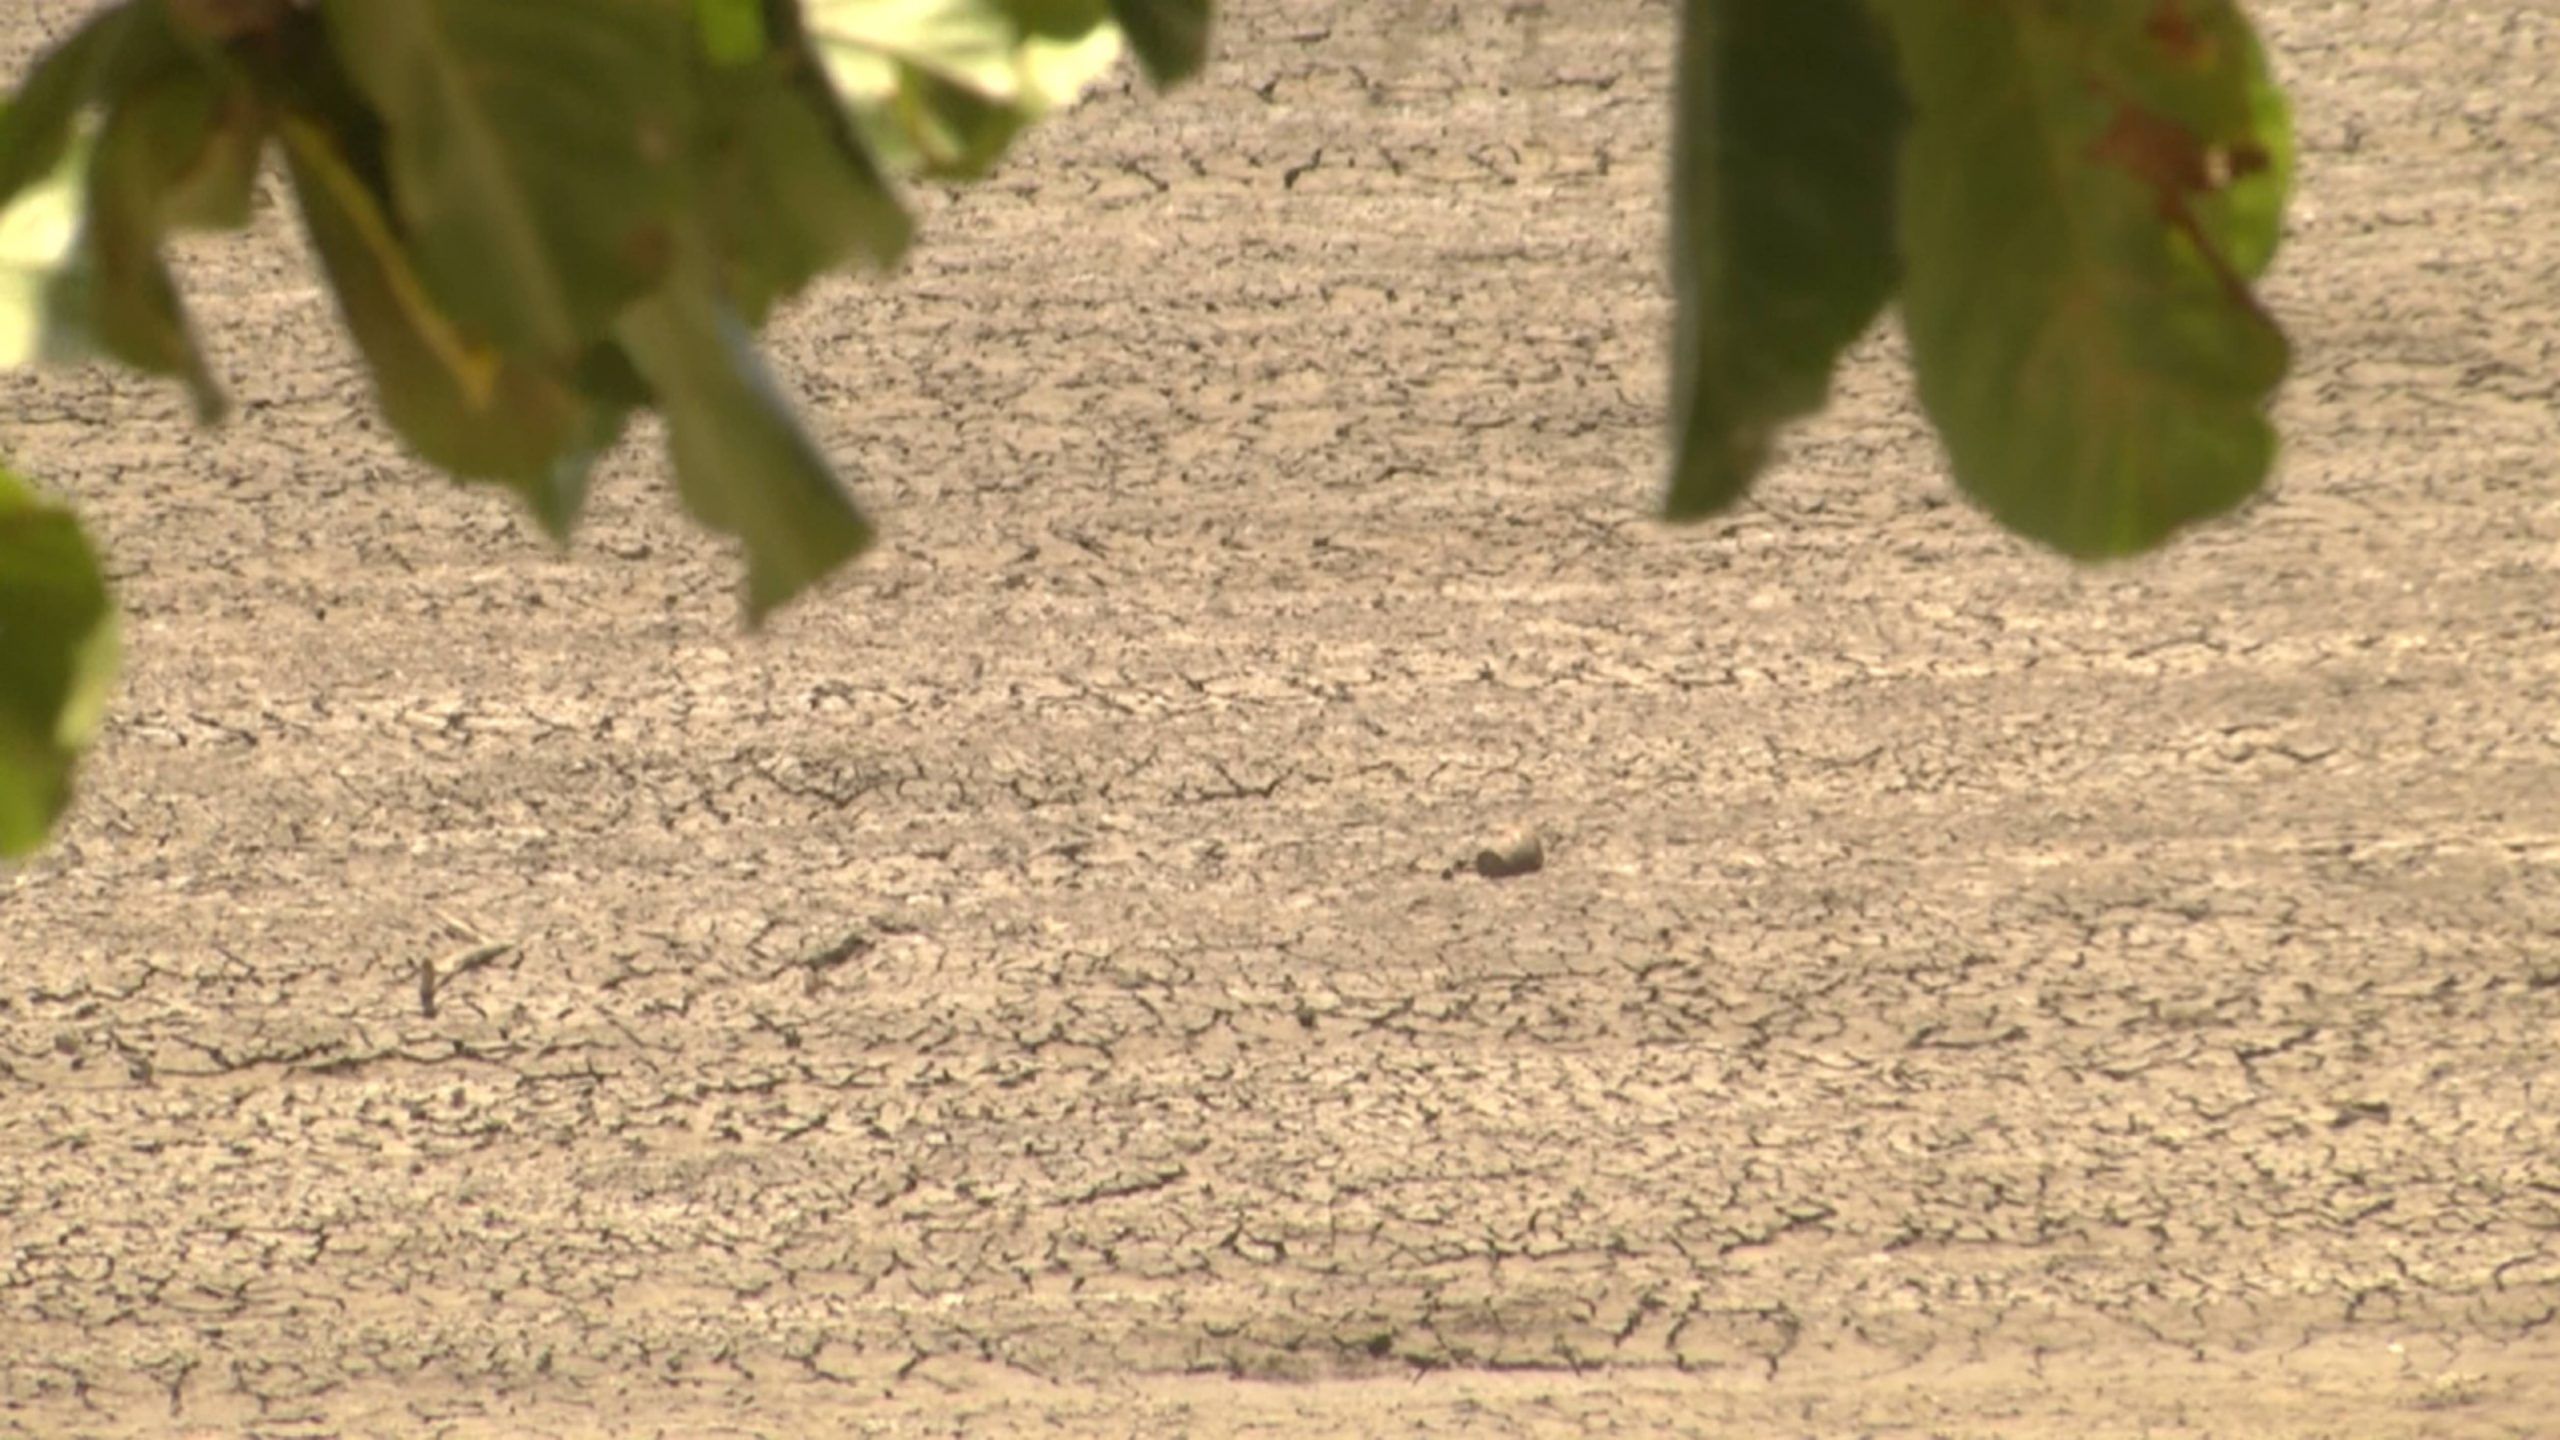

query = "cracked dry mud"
(5, 1), (2558, 1436)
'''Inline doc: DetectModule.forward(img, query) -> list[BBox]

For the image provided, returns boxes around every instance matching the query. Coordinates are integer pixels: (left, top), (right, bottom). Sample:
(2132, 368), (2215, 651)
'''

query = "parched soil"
(4, 1), (2558, 1435)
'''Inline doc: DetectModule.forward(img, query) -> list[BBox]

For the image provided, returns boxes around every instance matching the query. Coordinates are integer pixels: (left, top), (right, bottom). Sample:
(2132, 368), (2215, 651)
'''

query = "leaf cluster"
(0, 0), (1206, 623)
(0, 0), (1203, 855)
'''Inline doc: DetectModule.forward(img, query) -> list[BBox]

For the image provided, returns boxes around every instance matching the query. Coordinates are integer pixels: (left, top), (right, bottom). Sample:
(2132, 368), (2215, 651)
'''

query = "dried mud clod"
(1456, 827), (1545, 880)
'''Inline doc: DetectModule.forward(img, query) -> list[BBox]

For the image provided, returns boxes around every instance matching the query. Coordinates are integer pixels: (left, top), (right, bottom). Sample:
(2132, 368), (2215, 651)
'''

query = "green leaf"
(0, 467), (117, 859)
(0, 1), (260, 416)
(0, 3), (145, 209)
(805, 0), (1123, 178)
(1105, 0), (1209, 86)
(2089, 4), (2292, 282)
(320, 0), (697, 361)
(280, 115), (627, 537)
(616, 252), (872, 623)
(1665, 0), (1903, 519)
(141, 72), (264, 234)
(1883, 0), (2292, 557)
(0, 112), (98, 368)
(700, 50), (912, 324)
(696, 0), (769, 65)
(81, 43), (259, 421)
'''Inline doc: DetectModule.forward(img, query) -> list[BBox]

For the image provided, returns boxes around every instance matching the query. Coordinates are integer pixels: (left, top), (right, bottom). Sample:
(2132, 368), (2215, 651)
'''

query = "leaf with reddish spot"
(1880, 0), (2292, 556)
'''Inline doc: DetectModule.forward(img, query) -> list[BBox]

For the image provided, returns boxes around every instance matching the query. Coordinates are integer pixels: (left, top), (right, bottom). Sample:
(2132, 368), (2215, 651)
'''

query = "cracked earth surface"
(5, 1), (2559, 1435)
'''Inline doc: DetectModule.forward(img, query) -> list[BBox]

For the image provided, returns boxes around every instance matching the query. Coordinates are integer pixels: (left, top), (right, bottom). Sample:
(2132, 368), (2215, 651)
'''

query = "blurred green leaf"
(1666, 0), (1903, 520)
(701, 50), (912, 323)
(81, 41), (258, 420)
(1884, 0), (2290, 557)
(0, 3), (145, 208)
(142, 74), (263, 234)
(1105, 0), (1208, 86)
(321, 0), (697, 361)
(616, 247), (872, 623)
(0, 467), (117, 859)
(696, 0), (769, 65)
(806, 0), (1123, 177)
(0, 113), (97, 368)
(281, 115), (627, 537)
(0, 1), (260, 416)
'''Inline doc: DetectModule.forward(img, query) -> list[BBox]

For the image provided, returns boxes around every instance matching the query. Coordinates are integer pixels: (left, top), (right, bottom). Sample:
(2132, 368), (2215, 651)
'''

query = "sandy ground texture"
(5, 0), (2559, 1435)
